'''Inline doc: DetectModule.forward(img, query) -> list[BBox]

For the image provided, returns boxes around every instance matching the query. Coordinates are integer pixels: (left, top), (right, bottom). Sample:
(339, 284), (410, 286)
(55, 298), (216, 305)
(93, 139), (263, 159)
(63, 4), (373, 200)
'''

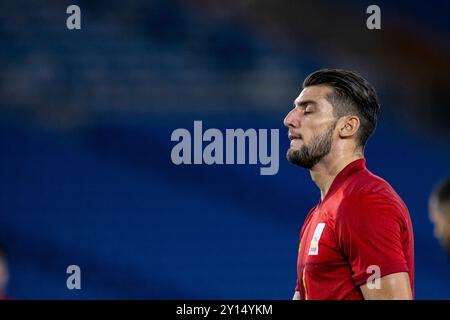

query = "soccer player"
(284, 69), (414, 300)
(429, 178), (450, 258)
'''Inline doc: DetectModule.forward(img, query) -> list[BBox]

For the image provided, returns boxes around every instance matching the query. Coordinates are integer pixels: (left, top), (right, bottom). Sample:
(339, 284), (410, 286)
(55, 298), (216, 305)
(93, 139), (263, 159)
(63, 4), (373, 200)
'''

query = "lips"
(288, 133), (302, 141)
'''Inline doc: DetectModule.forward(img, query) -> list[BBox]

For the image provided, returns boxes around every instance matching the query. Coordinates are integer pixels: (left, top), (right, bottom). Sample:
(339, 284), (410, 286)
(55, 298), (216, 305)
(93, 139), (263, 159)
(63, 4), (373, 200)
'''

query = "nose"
(284, 108), (298, 128)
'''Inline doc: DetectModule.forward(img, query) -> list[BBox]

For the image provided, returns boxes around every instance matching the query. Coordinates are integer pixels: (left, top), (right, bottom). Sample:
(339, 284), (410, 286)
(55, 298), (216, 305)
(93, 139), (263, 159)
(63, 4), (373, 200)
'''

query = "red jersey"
(295, 159), (414, 300)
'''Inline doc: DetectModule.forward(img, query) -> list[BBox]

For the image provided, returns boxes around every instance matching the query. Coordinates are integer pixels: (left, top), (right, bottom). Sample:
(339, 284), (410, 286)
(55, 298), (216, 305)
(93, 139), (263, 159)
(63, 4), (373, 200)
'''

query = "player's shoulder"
(337, 168), (408, 218)
(346, 167), (401, 199)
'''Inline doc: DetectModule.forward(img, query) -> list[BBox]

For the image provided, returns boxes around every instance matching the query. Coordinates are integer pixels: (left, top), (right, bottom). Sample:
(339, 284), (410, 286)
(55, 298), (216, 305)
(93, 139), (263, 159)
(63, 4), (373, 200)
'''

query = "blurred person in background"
(429, 178), (450, 258)
(0, 244), (10, 300)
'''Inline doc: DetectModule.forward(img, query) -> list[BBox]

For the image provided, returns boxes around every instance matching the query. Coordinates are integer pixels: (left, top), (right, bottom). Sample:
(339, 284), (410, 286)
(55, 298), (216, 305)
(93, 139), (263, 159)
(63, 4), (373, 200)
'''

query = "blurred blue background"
(0, 0), (449, 299)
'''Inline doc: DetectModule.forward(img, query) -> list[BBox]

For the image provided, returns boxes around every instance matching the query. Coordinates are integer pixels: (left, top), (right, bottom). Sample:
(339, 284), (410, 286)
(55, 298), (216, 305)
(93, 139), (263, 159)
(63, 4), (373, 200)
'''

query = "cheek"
(300, 122), (315, 139)
(302, 123), (324, 144)
(300, 131), (313, 146)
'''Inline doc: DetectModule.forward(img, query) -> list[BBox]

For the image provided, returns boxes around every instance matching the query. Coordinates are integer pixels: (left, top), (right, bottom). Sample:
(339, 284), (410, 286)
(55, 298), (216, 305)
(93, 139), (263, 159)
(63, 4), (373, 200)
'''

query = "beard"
(287, 121), (337, 169)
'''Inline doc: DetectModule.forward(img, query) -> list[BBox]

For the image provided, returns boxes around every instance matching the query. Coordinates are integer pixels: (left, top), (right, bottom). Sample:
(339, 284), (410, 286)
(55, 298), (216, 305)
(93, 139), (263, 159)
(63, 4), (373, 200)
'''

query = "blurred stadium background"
(0, 0), (449, 299)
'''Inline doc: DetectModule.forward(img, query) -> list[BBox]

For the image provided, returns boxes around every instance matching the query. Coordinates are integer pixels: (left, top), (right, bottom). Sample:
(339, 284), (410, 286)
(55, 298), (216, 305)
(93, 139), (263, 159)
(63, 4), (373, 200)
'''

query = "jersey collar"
(321, 158), (366, 203)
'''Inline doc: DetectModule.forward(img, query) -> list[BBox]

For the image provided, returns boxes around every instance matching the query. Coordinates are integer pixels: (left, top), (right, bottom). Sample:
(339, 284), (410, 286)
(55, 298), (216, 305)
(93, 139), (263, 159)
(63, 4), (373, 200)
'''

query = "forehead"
(294, 85), (334, 106)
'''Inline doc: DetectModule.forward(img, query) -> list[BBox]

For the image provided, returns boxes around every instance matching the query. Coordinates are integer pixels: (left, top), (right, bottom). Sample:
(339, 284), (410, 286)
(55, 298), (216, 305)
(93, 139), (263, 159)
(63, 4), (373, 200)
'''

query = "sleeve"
(334, 192), (409, 287)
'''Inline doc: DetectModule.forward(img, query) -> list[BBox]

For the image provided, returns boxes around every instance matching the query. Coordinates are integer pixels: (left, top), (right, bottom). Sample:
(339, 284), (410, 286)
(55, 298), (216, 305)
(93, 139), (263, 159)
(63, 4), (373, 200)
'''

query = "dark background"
(0, 0), (449, 299)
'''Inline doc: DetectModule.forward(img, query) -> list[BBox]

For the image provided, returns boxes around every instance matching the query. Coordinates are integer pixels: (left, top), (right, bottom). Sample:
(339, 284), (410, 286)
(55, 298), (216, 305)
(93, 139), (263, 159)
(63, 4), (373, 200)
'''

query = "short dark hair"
(430, 178), (450, 214)
(303, 69), (380, 149)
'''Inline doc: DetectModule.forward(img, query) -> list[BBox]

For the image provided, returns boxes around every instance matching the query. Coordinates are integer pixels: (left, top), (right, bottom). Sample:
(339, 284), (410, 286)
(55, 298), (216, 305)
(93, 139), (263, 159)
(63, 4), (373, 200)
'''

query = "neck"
(310, 151), (363, 200)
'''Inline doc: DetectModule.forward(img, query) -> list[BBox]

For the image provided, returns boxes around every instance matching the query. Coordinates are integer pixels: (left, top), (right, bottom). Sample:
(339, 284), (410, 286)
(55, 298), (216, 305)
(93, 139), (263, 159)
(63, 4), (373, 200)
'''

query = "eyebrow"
(294, 100), (317, 108)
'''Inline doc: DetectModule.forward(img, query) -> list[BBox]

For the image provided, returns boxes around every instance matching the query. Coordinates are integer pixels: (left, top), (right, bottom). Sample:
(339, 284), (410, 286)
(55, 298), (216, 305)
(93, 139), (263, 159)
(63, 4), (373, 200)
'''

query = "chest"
(298, 210), (343, 266)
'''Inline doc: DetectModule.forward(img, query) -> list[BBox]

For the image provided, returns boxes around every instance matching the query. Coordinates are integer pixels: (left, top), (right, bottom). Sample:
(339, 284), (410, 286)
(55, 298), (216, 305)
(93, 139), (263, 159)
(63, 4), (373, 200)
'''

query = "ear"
(337, 115), (360, 139)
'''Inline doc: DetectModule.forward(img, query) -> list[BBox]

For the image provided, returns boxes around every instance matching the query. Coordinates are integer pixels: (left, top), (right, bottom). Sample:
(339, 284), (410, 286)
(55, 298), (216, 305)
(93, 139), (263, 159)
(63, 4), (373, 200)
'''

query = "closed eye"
(293, 99), (317, 115)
